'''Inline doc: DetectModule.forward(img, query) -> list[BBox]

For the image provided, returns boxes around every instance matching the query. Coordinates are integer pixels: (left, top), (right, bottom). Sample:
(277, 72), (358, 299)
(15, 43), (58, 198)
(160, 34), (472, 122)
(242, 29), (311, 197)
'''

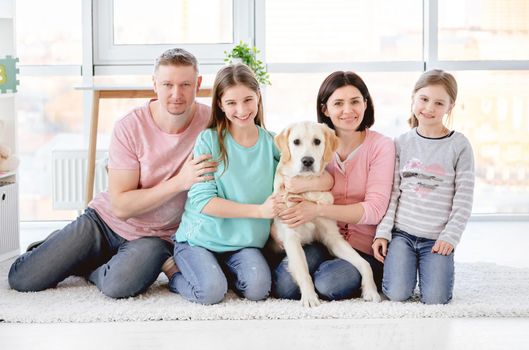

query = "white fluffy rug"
(1, 260), (528, 323)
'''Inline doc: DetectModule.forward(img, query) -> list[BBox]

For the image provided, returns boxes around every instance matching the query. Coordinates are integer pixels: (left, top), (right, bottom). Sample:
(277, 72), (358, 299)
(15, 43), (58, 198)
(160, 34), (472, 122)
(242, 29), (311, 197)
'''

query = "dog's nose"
(302, 156), (314, 167)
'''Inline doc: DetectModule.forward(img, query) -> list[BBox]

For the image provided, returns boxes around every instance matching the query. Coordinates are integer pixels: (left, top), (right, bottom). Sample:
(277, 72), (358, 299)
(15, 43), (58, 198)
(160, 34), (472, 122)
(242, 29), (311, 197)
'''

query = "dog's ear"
(275, 127), (291, 163)
(322, 124), (339, 164)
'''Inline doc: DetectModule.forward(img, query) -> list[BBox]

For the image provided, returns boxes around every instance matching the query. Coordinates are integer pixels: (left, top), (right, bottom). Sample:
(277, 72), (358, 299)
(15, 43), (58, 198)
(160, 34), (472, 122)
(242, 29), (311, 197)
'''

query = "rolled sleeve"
(186, 130), (219, 213)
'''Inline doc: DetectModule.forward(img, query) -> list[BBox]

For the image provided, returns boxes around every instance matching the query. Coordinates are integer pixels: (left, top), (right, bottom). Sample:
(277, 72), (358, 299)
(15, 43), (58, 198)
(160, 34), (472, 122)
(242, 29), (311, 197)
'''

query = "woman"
(272, 71), (395, 301)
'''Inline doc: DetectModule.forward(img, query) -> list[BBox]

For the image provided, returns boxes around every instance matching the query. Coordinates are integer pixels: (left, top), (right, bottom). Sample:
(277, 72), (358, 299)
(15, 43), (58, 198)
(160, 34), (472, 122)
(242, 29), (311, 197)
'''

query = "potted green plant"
(224, 41), (271, 85)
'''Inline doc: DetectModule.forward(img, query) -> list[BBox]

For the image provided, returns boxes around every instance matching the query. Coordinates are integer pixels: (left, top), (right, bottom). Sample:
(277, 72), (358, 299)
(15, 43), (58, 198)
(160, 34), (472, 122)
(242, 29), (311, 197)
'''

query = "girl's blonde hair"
(408, 69), (458, 128)
(209, 63), (265, 170)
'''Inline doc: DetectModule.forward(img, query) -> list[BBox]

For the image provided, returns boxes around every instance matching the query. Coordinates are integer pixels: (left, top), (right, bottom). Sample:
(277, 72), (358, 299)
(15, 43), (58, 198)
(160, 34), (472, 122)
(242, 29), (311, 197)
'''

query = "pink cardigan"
(326, 129), (395, 256)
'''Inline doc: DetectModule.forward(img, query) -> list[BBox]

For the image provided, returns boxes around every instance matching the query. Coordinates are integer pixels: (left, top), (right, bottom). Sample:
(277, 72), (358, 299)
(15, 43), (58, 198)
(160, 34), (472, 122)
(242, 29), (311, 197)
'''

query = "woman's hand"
(284, 177), (309, 194)
(278, 198), (319, 228)
(432, 240), (454, 256)
(372, 238), (388, 263)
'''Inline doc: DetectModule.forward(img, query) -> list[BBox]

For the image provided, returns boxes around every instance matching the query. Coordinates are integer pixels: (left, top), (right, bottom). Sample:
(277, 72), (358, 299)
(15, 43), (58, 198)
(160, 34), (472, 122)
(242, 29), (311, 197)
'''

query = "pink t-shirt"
(89, 101), (211, 241)
(326, 129), (395, 256)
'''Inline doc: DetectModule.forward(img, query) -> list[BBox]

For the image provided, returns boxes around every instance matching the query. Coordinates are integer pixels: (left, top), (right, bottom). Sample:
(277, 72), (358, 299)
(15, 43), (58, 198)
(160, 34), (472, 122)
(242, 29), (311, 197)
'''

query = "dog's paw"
(300, 290), (321, 308)
(361, 287), (381, 303)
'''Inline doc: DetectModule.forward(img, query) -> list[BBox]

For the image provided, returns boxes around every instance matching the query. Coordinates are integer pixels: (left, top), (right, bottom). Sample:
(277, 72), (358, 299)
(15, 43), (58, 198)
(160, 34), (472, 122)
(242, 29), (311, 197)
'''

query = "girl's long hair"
(209, 63), (264, 170)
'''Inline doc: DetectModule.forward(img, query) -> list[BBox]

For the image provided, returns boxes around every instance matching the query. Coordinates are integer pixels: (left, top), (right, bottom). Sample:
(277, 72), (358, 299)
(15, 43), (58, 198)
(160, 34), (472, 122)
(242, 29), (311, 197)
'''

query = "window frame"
(92, 0), (255, 69)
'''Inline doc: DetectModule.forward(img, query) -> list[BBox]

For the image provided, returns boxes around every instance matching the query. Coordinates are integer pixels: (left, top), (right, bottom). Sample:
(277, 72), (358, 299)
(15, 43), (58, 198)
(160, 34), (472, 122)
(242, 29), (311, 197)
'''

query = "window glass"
(15, 0), (82, 65)
(439, 0), (529, 60)
(266, 0), (422, 63)
(17, 76), (83, 221)
(113, 0), (233, 45)
(452, 71), (529, 213)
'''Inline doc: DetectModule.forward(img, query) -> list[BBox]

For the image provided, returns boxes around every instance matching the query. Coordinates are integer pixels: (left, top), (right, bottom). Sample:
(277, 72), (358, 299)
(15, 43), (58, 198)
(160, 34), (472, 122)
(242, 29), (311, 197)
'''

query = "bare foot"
(161, 256), (179, 280)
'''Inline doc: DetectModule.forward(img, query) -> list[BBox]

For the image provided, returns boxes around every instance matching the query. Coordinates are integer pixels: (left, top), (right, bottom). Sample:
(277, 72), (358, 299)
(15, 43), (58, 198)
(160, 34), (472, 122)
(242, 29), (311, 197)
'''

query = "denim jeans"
(8, 208), (172, 299)
(382, 229), (454, 305)
(271, 243), (383, 301)
(168, 242), (271, 305)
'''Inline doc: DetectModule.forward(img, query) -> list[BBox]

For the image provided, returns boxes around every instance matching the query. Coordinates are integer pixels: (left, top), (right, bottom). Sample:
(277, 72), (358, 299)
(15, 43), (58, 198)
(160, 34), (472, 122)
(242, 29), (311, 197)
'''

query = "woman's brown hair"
(316, 71), (374, 131)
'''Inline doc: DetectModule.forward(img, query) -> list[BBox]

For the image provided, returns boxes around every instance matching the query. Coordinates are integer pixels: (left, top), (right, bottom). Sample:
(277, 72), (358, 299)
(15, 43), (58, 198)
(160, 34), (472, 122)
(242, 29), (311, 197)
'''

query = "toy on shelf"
(0, 55), (20, 94)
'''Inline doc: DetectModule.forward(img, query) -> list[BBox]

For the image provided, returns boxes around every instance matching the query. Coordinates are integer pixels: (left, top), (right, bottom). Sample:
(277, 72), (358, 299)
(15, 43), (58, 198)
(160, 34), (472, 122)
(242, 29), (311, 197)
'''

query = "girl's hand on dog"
(258, 195), (276, 219)
(273, 194), (288, 216)
(372, 238), (388, 263)
(279, 198), (319, 228)
(432, 240), (454, 255)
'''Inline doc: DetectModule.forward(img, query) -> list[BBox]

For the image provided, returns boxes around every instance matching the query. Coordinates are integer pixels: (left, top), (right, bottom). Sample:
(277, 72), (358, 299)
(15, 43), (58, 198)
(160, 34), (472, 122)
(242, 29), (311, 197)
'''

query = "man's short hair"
(154, 48), (199, 73)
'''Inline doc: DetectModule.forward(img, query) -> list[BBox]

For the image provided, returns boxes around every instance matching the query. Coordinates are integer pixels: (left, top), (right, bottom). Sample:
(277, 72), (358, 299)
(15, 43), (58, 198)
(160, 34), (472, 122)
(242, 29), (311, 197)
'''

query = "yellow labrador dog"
(272, 121), (380, 307)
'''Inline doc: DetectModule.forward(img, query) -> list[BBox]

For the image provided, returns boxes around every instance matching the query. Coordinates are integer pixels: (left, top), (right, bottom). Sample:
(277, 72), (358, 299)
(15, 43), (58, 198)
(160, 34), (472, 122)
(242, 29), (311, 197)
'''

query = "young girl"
(272, 71), (395, 301)
(373, 69), (475, 305)
(167, 64), (278, 304)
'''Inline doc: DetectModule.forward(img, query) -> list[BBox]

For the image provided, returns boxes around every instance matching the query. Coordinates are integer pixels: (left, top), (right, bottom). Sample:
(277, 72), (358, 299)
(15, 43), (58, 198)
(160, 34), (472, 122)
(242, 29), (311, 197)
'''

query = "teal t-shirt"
(175, 126), (279, 252)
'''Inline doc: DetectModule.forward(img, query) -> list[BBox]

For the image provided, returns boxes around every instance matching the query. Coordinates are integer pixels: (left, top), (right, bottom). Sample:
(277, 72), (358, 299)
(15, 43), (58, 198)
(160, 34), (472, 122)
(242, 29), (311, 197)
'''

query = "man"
(9, 48), (215, 298)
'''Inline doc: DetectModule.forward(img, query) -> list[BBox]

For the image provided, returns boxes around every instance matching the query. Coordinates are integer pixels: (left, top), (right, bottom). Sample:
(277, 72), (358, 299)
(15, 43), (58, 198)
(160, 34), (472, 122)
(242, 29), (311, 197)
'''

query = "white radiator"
(52, 150), (108, 210)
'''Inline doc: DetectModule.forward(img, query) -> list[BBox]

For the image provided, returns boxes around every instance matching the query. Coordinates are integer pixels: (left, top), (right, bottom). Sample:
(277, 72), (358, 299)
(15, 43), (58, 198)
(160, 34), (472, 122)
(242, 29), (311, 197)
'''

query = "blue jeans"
(382, 229), (454, 305)
(169, 242), (271, 305)
(271, 243), (383, 301)
(8, 208), (172, 299)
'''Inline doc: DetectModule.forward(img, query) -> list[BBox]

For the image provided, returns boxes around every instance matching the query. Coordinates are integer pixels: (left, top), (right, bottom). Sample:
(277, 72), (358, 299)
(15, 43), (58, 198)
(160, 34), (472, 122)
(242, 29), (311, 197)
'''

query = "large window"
(264, 0), (529, 215)
(14, 0), (529, 220)
(16, 0), (83, 221)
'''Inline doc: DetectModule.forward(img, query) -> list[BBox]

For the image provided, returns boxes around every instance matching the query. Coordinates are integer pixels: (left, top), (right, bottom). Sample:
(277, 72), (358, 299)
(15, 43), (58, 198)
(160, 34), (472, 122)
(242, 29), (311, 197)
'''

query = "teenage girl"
(168, 64), (278, 304)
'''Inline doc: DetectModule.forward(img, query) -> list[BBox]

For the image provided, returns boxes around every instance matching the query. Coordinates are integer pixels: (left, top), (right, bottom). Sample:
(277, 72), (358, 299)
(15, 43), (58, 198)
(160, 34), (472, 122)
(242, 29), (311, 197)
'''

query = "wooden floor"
(1, 318), (529, 350)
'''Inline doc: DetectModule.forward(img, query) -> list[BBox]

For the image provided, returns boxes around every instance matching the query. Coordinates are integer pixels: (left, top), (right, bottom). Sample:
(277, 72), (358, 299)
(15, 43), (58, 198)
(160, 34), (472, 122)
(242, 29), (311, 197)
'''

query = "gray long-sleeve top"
(375, 128), (475, 248)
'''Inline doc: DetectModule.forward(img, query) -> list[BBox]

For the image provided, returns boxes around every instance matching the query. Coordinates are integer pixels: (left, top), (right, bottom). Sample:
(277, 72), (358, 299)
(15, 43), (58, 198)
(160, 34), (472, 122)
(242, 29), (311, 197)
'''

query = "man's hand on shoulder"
(175, 153), (217, 191)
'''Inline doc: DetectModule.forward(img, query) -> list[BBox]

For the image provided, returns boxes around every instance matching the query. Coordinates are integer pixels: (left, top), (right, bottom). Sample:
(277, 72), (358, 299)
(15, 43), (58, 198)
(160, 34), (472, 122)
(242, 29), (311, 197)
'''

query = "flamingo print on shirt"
(402, 158), (445, 196)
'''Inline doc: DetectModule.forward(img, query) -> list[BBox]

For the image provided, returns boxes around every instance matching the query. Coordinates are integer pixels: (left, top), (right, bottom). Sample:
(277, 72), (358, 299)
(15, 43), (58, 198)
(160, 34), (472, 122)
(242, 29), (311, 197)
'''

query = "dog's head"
(275, 121), (339, 177)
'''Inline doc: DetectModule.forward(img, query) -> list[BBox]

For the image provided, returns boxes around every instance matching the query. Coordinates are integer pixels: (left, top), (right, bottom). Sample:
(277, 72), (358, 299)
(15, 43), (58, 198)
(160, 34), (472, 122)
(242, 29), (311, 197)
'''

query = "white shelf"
(0, 0), (19, 260)
(0, 171), (16, 180)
